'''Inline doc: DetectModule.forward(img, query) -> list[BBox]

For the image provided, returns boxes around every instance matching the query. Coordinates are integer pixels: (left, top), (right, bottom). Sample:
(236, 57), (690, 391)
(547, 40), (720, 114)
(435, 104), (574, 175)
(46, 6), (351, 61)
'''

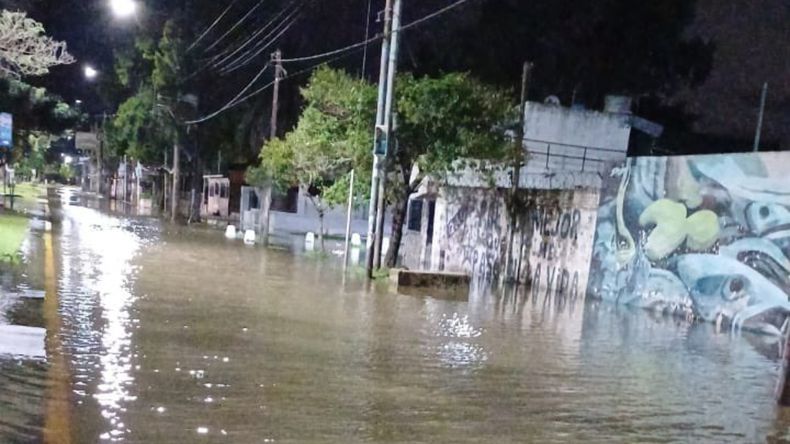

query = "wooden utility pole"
(270, 49), (284, 140)
(365, 0), (394, 277)
(171, 143), (179, 222)
(260, 49), (285, 245)
(504, 62), (533, 283)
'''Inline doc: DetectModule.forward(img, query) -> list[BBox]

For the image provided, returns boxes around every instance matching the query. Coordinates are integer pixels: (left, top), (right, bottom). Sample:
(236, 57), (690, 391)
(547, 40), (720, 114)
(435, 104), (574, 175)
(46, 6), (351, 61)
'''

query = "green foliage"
(13, 132), (48, 179)
(106, 85), (174, 164)
(249, 66), (377, 209)
(149, 21), (186, 96)
(395, 72), (513, 182)
(105, 20), (193, 166)
(0, 78), (82, 139)
(58, 162), (74, 180)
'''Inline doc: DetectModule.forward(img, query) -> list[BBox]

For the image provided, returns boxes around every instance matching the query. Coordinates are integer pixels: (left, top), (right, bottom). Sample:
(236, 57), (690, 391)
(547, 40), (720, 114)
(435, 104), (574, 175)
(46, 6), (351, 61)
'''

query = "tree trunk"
(384, 185), (411, 268)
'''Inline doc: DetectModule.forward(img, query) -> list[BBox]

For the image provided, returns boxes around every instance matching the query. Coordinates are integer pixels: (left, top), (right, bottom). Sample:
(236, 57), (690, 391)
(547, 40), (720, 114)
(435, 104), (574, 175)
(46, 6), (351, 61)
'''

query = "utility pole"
(504, 62), (533, 283)
(171, 143), (179, 222)
(270, 49), (284, 140)
(753, 82), (768, 152)
(365, 0), (394, 278)
(261, 49), (285, 246)
(373, 0), (402, 270)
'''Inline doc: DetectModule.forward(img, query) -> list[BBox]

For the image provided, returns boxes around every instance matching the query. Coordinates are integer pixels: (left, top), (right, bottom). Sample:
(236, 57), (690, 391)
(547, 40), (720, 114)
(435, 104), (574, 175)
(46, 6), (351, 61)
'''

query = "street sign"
(0, 113), (12, 149)
(374, 125), (388, 156)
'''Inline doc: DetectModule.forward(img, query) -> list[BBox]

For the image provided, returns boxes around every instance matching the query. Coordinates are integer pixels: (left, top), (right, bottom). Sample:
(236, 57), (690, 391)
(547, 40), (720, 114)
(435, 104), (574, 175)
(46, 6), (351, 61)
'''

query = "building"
(400, 96), (660, 290)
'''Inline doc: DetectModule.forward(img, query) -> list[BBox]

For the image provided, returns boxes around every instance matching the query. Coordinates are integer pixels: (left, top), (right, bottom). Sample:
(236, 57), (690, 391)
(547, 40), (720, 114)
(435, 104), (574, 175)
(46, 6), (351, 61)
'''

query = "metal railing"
(521, 137), (627, 173)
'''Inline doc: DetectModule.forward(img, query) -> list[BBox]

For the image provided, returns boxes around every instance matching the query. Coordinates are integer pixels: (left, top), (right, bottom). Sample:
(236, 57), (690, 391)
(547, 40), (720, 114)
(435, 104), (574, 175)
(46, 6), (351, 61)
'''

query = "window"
(220, 183), (229, 198)
(249, 190), (260, 210)
(407, 200), (423, 231)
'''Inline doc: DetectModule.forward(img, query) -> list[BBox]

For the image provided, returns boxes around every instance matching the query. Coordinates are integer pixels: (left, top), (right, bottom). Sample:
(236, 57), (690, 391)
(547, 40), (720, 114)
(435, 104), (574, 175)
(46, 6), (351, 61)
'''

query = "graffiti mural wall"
(430, 187), (599, 292)
(587, 152), (790, 335)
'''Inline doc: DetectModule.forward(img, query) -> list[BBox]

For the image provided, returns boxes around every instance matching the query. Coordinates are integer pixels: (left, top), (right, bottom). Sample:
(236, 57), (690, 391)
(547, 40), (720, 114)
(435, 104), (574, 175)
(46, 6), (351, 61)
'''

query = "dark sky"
(4, 0), (789, 148)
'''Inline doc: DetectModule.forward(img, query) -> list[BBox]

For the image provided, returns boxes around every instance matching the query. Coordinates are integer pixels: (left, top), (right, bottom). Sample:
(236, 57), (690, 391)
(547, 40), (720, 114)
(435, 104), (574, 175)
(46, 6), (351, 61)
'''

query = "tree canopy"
(0, 10), (74, 78)
(249, 66), (512, 261)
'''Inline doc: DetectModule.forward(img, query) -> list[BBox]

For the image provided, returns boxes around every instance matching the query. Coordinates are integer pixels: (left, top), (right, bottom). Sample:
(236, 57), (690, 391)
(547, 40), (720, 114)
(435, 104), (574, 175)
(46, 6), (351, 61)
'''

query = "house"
(400, 96), (661, 289)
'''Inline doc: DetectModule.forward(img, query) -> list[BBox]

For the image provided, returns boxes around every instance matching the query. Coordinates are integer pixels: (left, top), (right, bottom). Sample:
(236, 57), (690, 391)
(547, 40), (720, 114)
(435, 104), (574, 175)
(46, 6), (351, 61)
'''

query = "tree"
(250, 67), (512, 262)
(0, 77), (81, 167)
(383, 72), (512, 266)
(0, 10), (75, 78)
(105, 85), (174, 165)
(248, 67), (377, 250)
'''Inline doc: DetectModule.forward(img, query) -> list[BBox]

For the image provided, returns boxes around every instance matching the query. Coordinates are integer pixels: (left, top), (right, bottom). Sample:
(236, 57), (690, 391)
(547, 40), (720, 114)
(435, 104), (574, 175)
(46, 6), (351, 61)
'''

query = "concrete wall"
(404, 186), (600, 296)
(445, 101), (632, 192)
(269, 189), (389, 238)
(587, 151), (790, 336)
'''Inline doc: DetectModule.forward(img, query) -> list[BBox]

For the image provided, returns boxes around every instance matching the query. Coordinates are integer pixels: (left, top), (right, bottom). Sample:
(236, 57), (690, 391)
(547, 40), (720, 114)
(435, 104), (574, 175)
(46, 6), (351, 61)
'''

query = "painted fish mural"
(587, 152), (790, 336)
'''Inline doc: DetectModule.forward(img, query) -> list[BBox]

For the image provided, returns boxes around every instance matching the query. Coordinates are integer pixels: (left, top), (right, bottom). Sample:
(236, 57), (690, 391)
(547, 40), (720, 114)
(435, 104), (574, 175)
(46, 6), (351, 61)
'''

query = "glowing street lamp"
(84, 65), (98, 80)
(110, 0), (137, 19)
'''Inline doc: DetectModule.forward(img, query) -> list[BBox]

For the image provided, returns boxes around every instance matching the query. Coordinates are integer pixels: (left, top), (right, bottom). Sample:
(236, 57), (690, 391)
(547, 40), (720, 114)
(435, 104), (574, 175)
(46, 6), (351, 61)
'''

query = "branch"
(0, 10), (75, 78)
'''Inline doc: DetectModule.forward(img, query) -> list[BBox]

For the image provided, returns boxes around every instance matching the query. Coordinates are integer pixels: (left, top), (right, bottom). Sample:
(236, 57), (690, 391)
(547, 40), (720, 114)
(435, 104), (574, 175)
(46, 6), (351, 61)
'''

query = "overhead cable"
(186, 0), (238, 52)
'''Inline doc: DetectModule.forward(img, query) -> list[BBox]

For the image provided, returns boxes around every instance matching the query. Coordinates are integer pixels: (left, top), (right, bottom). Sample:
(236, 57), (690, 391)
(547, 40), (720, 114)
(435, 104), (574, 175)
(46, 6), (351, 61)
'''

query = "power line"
(185, 0), (478, 124)
(207, 3), (297, 70)
(236, 46), (367, 104)
(187, 47), (364, 125)
(280, 0), (476, 63)
(184, 62), (271, 125)
(361, 0), (373, 77)
(203, 0), (266, 54)
(218, 9), (302, 74)
(186, 0), (238, 52)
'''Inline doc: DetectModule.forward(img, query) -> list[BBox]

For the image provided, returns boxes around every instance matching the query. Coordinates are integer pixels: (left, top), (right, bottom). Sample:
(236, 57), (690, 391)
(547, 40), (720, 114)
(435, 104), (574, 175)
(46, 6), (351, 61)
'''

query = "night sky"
(4, 0), (789, 149)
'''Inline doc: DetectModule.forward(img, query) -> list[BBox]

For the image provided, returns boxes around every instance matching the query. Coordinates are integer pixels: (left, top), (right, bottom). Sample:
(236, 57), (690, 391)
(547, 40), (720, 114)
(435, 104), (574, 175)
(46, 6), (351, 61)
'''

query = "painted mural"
(587, 152), (790, 336)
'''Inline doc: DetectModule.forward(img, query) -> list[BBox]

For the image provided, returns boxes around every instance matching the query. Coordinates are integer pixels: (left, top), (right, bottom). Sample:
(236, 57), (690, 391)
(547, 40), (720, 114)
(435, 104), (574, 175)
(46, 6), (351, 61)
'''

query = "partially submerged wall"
(429, 187), (599, 296)
(587, 152), (790, 336)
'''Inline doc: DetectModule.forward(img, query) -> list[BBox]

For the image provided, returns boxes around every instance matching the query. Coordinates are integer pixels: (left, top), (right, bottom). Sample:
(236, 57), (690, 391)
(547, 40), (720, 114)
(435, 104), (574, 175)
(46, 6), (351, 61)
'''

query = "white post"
(344, 170), (355, 268)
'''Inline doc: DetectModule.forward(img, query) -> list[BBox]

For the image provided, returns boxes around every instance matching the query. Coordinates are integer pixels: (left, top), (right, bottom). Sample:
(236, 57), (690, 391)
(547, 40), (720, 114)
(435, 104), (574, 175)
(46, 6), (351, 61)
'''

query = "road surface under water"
(2, 187), (790, 443)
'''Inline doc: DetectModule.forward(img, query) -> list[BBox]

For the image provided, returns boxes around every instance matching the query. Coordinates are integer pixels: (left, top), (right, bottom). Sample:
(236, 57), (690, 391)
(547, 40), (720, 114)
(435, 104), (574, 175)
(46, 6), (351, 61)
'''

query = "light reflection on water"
(1, 190), (790, 442)
(55, 189), (153, 441)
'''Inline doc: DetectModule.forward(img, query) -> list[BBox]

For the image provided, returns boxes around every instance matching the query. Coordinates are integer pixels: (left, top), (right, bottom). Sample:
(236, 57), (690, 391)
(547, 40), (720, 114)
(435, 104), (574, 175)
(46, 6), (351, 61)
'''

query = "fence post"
(581, 147), (587, 172)
(545, 144), (551, 169)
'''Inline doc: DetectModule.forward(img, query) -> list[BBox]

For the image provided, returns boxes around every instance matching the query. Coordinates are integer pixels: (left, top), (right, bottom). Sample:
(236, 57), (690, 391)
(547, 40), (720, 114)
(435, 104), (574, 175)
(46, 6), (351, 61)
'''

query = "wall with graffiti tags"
(587, 152), (790, 336)
(425, 187), (599, 293)
(515, 189), (599, 301)
(433, 187), (508, 282)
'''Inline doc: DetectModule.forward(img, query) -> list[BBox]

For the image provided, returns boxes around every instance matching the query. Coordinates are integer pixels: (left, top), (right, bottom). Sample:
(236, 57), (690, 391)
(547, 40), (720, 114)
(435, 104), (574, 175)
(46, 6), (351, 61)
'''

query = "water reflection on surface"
(1, 189), (790, 442)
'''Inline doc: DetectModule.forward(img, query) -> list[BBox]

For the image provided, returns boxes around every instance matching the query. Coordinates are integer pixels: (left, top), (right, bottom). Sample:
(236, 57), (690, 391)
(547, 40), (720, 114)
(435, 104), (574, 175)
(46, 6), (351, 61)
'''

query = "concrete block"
(0, 325), (46, 358)
(389, 269), (471, 300)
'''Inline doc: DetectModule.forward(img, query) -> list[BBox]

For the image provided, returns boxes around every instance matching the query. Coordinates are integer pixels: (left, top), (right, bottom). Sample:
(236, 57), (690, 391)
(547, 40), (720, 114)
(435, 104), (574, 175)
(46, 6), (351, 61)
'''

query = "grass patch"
(11, 182), (44, 201)
(0, 212), (29, 262)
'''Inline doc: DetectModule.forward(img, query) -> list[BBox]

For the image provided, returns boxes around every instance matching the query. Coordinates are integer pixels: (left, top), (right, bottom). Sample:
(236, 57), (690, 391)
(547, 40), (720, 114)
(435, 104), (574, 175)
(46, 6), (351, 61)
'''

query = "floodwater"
(2, 188), (790, 443)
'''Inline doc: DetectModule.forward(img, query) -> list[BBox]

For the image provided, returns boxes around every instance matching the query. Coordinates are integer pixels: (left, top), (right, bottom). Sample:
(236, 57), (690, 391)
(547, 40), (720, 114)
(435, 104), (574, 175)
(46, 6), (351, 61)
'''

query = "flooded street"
(2, 188), (790, 443)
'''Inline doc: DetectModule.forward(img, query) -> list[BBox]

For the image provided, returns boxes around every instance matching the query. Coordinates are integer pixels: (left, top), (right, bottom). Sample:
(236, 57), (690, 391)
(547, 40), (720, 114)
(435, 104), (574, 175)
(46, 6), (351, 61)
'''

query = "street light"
(110, 0), (137, 18)
(84, 65), (98, 80)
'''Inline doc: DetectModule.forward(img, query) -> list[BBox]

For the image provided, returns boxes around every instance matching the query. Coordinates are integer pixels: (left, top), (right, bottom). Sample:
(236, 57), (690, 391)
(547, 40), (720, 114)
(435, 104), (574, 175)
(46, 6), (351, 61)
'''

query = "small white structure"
(243, 229), (256, 245)
(305, 232), (316, 251)
(351, 233), (362, 247)
(202, 175), (230, 219)
(224, 225), (237, 239)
